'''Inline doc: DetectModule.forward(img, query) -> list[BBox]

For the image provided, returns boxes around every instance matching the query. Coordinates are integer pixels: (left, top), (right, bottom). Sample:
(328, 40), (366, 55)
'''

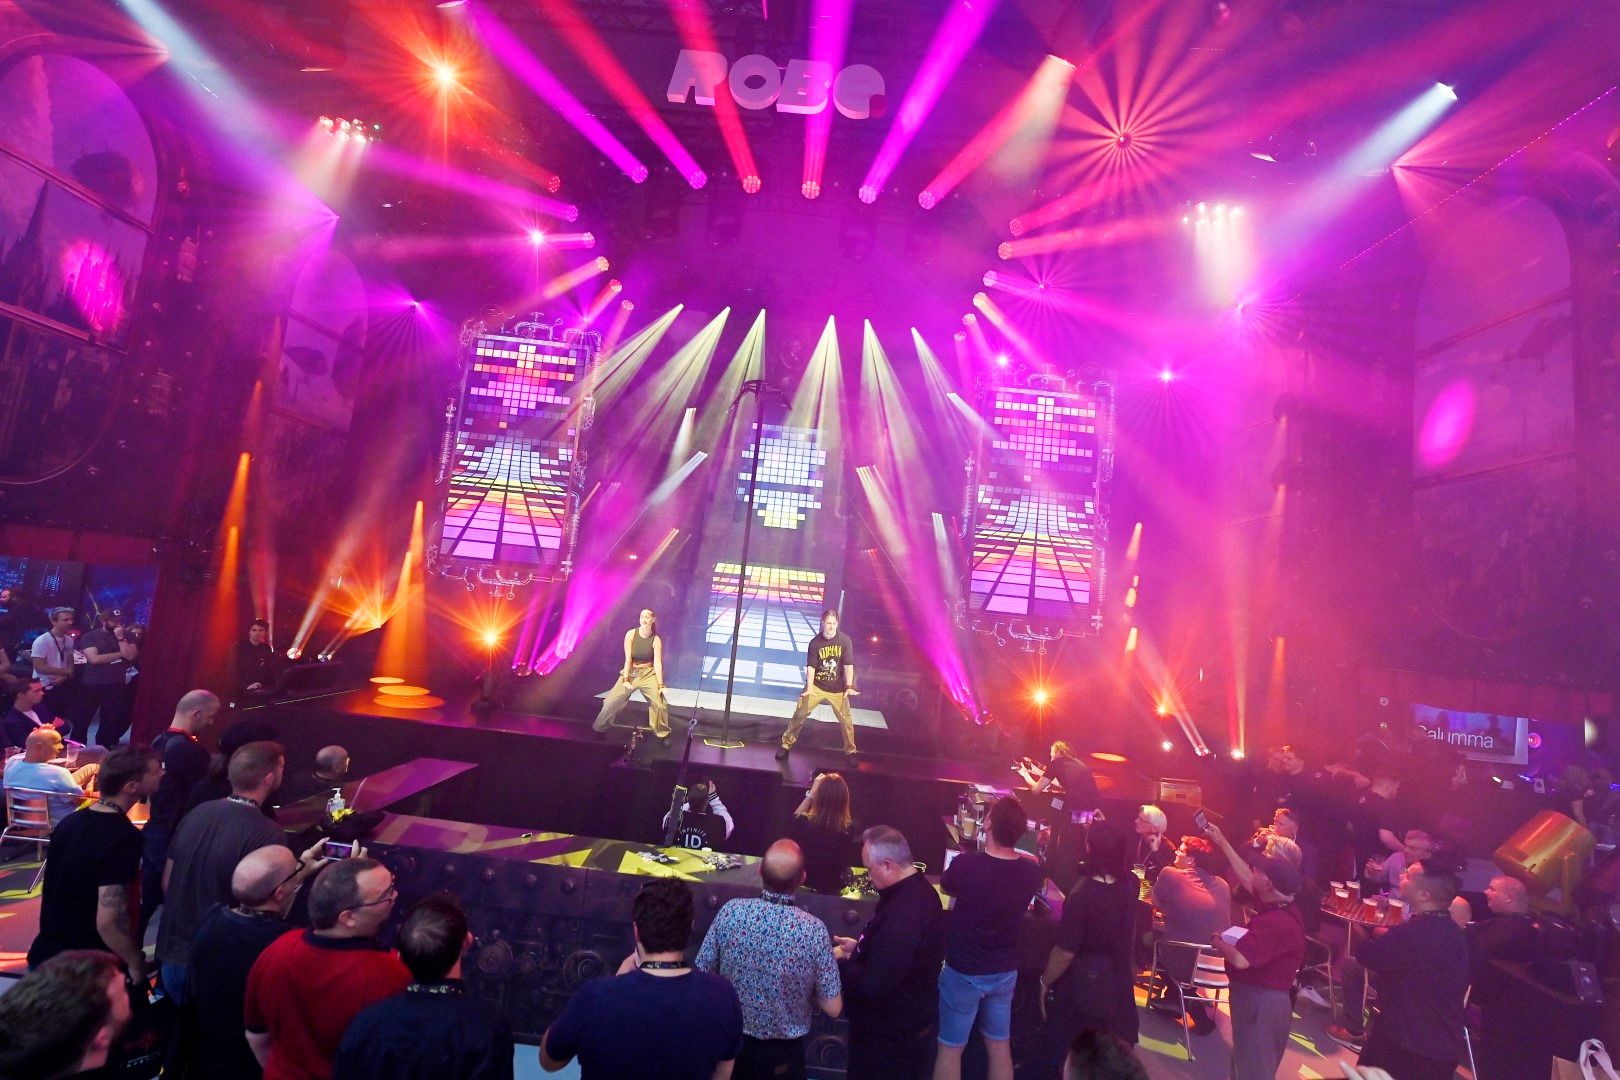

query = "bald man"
(2, 728), (89, 823)
(697, 840), (842, 1080)
(278, 744), (352, 805)
(183, 846), (304, 1079)
(1467, 875), (1536, 979)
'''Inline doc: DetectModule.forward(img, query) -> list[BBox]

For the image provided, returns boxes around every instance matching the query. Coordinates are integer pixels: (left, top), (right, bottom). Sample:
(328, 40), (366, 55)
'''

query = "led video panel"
(967, 386), (1106, 636)
(436, 333), (589, 576)
(669, 422), (846, 699)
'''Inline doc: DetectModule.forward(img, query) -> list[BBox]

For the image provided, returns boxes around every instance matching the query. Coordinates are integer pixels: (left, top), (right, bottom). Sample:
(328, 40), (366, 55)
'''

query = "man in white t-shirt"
(29, 608), (80, 728)
(2, 728), (88, 824)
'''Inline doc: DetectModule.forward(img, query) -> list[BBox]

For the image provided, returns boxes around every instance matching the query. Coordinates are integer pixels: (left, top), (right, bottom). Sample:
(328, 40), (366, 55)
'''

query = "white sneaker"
(1297, 985), (1332, 1010)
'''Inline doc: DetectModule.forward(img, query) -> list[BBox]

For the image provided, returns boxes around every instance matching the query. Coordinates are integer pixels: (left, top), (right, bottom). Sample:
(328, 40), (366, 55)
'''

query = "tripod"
(705, 378), (780, 750)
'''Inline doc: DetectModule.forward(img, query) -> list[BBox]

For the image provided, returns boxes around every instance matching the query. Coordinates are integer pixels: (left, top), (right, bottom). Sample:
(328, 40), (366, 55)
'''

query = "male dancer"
(777, 608), (859, 760)
(592, 608), (670, 739)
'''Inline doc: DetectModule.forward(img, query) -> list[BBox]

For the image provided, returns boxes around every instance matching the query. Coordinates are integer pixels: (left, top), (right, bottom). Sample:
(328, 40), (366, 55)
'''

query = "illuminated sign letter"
(728, 54), (783, 111)
(778, 58), (833, 115)
(667, 49), (727, 106)
(832, 63), (885, 119)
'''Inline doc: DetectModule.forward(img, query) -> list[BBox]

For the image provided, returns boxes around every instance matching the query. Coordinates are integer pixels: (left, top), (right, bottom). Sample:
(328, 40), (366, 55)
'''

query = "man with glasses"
(181, 846), (307, 1079)
(245, 857), (410, 1078)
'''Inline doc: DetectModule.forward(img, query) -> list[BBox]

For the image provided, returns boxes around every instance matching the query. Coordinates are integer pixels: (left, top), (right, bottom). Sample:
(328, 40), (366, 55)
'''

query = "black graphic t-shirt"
(806, 632), (854, 693)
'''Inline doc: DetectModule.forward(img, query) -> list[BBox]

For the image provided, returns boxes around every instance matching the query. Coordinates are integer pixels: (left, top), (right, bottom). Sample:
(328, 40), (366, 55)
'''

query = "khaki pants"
(781, 687), (856, 753)
(592, 665), (669, 736)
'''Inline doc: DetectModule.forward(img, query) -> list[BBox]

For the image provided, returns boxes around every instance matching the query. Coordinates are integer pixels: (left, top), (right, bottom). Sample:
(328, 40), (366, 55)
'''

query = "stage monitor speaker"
(370, 842), (873, 1075)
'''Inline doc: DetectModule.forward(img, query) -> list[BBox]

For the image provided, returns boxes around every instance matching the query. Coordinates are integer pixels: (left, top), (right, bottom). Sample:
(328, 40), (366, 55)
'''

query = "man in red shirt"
(1210, 853), (1306, 1080)
(245, 857), (408, 1079)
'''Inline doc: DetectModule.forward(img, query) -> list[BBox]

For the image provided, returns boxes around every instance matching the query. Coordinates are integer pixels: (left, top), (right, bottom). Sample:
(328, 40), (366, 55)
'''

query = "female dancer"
(591, 608), (669, 738)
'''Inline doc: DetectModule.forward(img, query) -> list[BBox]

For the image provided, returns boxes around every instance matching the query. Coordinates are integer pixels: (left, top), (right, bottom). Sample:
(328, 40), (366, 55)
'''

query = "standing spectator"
(181, 715), (283, 815)
(1147, 836), (1231, 1034)
(335, 893), (514, 1080)
(1469, 875), (1540, 1080)
(1352, 859), (1470, 1080)
(696, 839), (842, 1080)
(1034, 741), (1100, 891)
(183, 846), (305, 1080)
(26, 746), (161, 982)
(3, 677), (63, 748)
(0, 950), (132, 1079)
(1034, 741), (1101, 810)
(238, 618), (277, 697)
(541, 878), (744, 1079)
(156, 741), (321, 1005)
(1038, 823), (1139, 1053)
(141, 689), (221, 928)
(1347, 770), (1403, 869)
(3, 727), (88, 823)
(788, 771), (859, 894)
(244, 858), (411, 1078)
(76, 607), (137, 747)
(1207, 852), (1306, 1080)
(1266, 745), (1351, 884)
(1130, 805), (1174, 882)
(935, 795), (1042, 1080)
(30, 606), (79, 731)
(1467, 874), (1536, 980)
(832, 826), (947, 1080)
(0, 584), (30, 660)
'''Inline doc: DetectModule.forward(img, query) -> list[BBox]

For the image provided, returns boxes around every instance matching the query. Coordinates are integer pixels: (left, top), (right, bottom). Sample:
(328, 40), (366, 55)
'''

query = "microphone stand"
(662, 711), (702, 846)
(705, 378), (777, 750)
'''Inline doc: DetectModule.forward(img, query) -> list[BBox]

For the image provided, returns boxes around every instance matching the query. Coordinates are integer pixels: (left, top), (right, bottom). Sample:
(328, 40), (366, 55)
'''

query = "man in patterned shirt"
(696, 839), (843, 1080)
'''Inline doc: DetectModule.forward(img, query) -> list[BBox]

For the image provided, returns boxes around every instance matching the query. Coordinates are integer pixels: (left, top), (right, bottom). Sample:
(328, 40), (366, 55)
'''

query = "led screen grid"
(704, 564), (827, 684)
(437, 334), (586, 571)
(668, 421), (843, 700)
(968, 387), (1101, 631)
(739, 424), (826, 530)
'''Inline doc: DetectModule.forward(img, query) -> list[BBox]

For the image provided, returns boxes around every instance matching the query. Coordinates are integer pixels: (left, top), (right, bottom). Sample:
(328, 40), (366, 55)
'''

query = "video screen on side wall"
(1411, 703), (1530, 764)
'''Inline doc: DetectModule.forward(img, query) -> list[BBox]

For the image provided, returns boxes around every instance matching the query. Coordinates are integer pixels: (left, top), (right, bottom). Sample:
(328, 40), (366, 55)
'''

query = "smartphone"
(1194, 810), (1210, 832)
(322, 839), (359, 861)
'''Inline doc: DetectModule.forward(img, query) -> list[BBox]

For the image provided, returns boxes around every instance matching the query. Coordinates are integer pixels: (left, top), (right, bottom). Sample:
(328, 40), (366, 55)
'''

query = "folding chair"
(1, 786), (59, 891)
(1147, 938), (1231, 1061)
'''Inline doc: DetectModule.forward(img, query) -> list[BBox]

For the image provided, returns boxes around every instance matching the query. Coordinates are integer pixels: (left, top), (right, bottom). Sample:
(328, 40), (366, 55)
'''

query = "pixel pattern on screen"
(739, 424), (826, 529)
(969, 388), (1102, 631)
(437, 334), (584, 568)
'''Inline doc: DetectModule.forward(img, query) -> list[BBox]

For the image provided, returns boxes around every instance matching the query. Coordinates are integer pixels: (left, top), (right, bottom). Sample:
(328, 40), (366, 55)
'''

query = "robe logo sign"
(667, 50), (886, 119)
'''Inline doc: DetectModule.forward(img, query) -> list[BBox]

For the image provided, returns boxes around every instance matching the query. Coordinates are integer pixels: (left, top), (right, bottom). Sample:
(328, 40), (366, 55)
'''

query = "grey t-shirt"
(78, 629), (126, 687)
(155, 799), (286, 965)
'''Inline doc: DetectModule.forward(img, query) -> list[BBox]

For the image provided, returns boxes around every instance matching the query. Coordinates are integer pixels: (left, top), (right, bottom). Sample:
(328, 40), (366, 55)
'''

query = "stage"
(249, 685), (1163, 871)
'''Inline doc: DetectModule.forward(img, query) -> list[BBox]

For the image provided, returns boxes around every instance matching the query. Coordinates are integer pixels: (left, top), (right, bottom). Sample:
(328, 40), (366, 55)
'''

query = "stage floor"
(275, 685), (1151, 795)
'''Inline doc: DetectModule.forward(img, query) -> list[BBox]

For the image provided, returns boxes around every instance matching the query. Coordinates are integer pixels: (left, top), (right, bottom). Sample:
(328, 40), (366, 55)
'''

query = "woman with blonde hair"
(789, 771), (859, 893)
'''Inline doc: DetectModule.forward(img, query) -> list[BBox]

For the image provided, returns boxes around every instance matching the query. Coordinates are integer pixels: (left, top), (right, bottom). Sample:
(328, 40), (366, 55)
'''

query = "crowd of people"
(0, 679), (1597, 1080)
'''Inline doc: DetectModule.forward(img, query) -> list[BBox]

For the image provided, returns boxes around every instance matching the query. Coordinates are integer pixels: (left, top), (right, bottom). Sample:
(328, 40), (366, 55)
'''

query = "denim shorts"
(937, 964), (1017, 1047)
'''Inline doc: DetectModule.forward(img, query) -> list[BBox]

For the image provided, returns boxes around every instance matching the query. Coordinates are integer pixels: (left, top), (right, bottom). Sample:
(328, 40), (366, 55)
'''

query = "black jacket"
(840, 871), (946, 1037)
